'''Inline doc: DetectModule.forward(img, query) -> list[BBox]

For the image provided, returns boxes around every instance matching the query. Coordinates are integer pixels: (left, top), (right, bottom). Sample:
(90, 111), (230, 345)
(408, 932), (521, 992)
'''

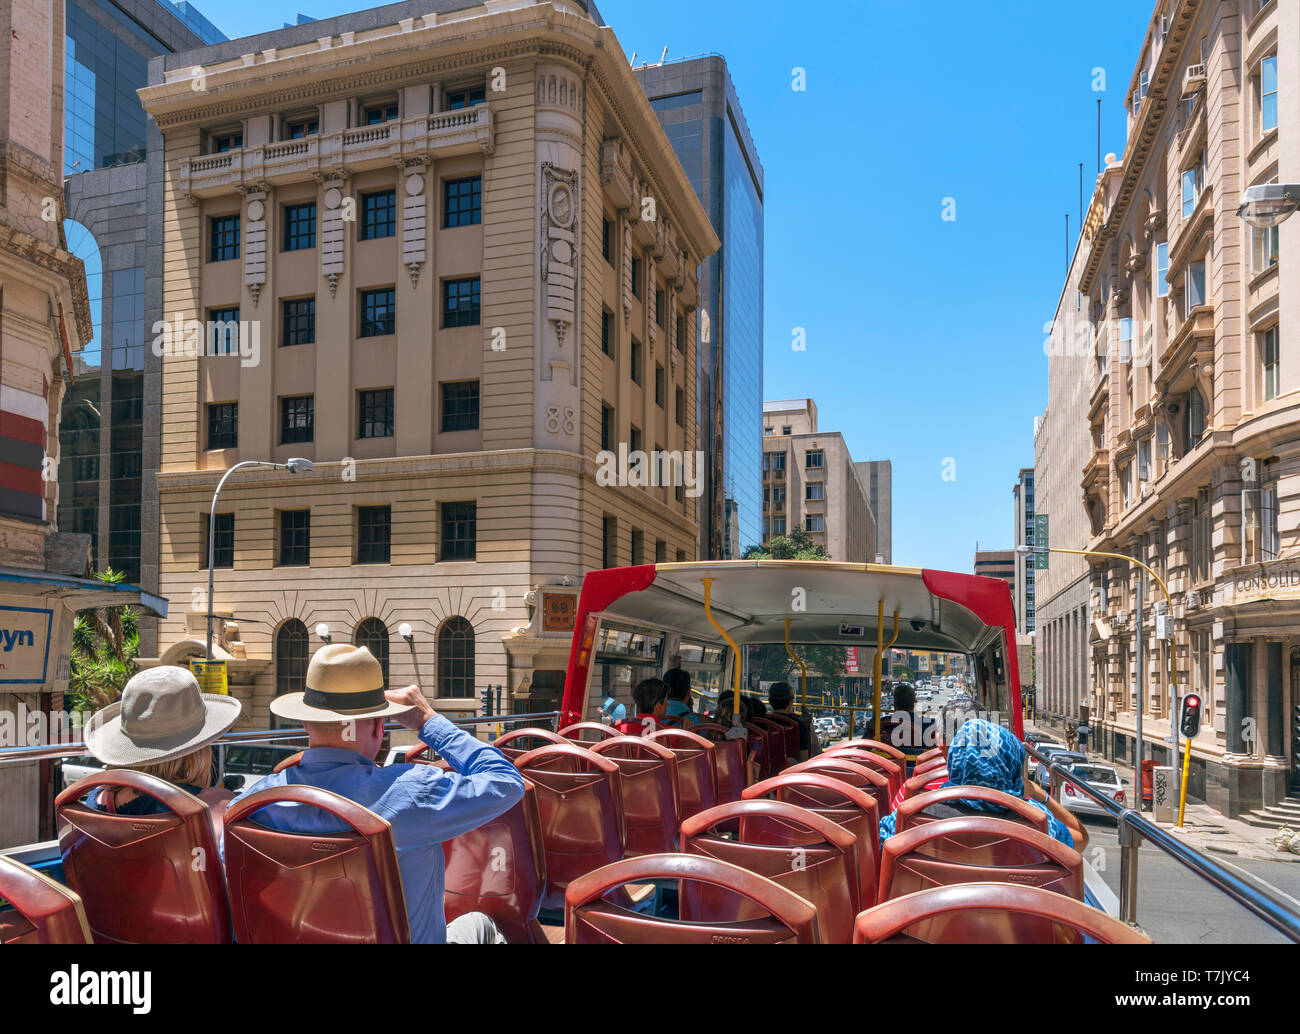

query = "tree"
(68, 569), (140, 714)
(741, 526), (830, 561)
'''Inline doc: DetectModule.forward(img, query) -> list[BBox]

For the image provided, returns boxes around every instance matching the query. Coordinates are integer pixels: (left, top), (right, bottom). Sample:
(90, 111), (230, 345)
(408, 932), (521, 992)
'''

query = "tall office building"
(974, 548), (1015, 592)
(855, 459), (892, 563)
(61, 0), (224, 656)
(1012, 466), (1035, 633)
(636, 56), (764, 560)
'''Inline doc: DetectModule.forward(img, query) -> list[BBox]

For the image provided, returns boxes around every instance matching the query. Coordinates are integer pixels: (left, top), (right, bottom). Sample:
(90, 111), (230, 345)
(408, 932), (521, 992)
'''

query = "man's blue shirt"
(665, 700), (701, 726)
(231, 715), (524, 943)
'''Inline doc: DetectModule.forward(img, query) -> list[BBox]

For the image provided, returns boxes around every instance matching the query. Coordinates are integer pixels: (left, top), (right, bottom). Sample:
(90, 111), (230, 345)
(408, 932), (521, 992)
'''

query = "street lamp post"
(206, 458), (313, 660)
(1236, 183), (1300, 228)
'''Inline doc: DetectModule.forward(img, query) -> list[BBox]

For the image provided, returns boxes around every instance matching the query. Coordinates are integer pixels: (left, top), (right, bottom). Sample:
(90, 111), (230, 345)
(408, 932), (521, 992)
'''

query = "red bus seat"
(743, 772), (880, 910)
(878, 816), (1084, 902)
(493, 728), (572, 762)
(513, 744), (625, 911)
(837, 738), (909, 765)
(590, 736), (681, 856)
(680, 799), (859, 943)
(224, 784), (409, 943)
(854, 882), (1151, 944)
(742, 722), (780, 780)
(272, 750), (305, 773)
(566, 853), (819, 944)
(648, 729), (717, 819)
(443, 779), (549, 944)
(902, 767), (949, 800)
(917, 746), (944, 765)
(56, 770), (232, 944)
(0, 855), (93, 944)
(789, 757), (892, 818)
(764, 713), (801, 767)
(896, 786), (1050, 835)
(693, 723), (747, 802)
(750, 718), (789, 775)
(821, 748), (903, 799)
(558, 722), (621, 744)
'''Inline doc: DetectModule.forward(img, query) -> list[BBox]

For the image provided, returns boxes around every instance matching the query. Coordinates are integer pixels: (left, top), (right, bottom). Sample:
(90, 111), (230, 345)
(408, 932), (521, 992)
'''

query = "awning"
(0, 567), (168, 618)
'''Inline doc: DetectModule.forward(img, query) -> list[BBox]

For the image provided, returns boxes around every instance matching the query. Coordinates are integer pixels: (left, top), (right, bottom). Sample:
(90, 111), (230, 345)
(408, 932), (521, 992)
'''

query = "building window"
(630, 425), (642, 456)
(211, 131), (242, 153)
(284, 116), (318, 139)
(768, 452), (787, 471)
(654, 289), (664, 327)
(601, 309), (613, 356)
(363, 101), (398, 125)
(675, 314), (685, 350)
(772, 517), (786, 535)
(1261, 55), (1278, 133)
(654, 363), (665, 407)
(602, 219), (613, 264)
(782, 425), (792, 435)
(1253, 223), (1279, 275)
(360, 190), (397, 240)
(441, 380), (480, 432)
(443, 277), (481, 327)
(278, 509), (310, 566)
(437, 617), (475, 698)
(358, 388), (394, 439)
(200, 512), (234, 569)
(1262, 478), (1280, 561)
(772, 485), (785, 504)
(1185, 259), (1206, 316)
(445, 87), (485, 110)
(282, 297), (315, 346)
(601, 404), (614, 452)
(207, 402), (238, 450)
(354, 617), (390, 686)
(360, 288), (395, 337)
(357, 506), (391, 564)
(806, 482), (825, 501)
(207, 307), (240, 355)
(209, 215), (239, 262)
(440, 501), (476, 561)
(1182, 158), (1203, 219)
(805, 515), (824, 533)
(1120, 461), (1133, 509)
(630, 338), (642, 384)
(805, 449), (825, 469)
(1156, 420), (1171, 476)
(1137, 438), (1151, 484)
(676, 550), (686, 563)
(655, 540), (667, 563)
(1262, 326), (1280, 401)
(280, 395), (314, 444)
(1192, 491), (1211, 584)
(1186, 387), (1206, 448)
(443, 176), (481, 228)
(675, 387), (685, 427)
(631, 257), (642, 299)
(631, 528), (644, 566)
(1155, 242), (1170, 298)
(274, 619), (309, 723)
(283, 202), (316, 251)
(602, 514), (617, 569)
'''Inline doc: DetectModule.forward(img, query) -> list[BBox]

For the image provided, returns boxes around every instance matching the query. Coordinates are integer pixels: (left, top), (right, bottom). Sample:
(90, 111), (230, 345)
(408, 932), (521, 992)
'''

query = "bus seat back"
(0, 855), (92, 944)
(693, 724), (747, 803)
(493, 728), (570, 763)
(589, 736), (680, 856)
(558, 722), (621, 743)
(897, 786), (1050, 837)
(648, 730), (717, 819)
(788, 758), (892, 818)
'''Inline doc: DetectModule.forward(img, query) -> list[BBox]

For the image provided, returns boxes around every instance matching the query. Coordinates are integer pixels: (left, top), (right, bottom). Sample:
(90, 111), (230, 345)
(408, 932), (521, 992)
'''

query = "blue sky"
(204, 0), (1155, 572)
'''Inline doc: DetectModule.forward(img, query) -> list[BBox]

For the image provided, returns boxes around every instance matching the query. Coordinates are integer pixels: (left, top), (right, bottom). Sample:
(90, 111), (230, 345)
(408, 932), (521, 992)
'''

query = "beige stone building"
(761, 398), (875, 562)
(135, 0), (717, 730)
(1061, 0), (1299, 817)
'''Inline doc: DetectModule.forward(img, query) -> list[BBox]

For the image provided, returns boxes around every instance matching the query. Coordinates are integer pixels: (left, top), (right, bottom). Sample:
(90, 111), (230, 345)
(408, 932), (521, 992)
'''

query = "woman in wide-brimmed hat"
(80, 664), (242, 816)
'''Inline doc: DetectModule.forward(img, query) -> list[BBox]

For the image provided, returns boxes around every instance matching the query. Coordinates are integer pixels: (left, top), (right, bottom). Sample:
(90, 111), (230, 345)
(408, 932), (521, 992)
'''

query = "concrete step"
(1239, 799), (1300, 829)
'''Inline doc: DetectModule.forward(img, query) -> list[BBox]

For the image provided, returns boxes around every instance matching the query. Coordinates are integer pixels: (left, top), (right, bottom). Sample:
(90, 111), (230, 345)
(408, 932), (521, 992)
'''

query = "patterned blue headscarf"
(879, 719), (1073, 847)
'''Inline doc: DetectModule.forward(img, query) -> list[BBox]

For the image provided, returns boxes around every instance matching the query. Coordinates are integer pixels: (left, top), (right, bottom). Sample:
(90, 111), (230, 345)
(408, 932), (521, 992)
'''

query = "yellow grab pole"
(872, 601), (884, 740)
(784, 618), (809, 712)
(702, 578), (742, 726)
(873, 608), (901, 740)
(1178, 736), (1192, 827)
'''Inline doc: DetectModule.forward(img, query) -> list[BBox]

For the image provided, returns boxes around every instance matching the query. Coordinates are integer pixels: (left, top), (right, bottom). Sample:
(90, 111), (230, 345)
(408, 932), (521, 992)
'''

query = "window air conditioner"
(1183, 64), (1207, 98)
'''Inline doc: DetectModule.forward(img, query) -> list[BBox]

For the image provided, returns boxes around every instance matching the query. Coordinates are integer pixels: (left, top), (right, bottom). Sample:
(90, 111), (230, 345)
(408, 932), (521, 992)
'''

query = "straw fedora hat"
(84, 665), (242, 767)
(269, 643), (408, 724)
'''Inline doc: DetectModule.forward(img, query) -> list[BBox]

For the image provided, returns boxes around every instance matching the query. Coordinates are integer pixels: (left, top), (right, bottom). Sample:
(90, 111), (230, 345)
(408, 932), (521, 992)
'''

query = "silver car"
(1061, 763), (1127, 818)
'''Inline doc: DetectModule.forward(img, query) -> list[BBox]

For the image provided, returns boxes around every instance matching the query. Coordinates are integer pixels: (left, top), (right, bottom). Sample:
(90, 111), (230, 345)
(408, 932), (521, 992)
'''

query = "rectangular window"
(1137, 438), (1151, 482)
(363, 101), (398, 124)
(805, 449), (825, 469)
(805, 482), (825, 501)
(282, 202), (316, 251)
(655, 540), (667, 563)
(207, 307), (240, 355)
(654, 363), (665, 407)
(284, 117), (318, 139)
(282, 297), (315, 346)
(601, 309), (613, 356)
(602, 514), (617, 569)
(602, 219), (613, 264)
(357, 505), (391, 564)
(358, 388), (394, 439)
(206, 402), (238, 450)
(601, 404), (614, 452)
(1262, 55), (1278, 133)
(675, 482), (684, 504)
(440, 501), (477, 561)
(361, 190), (397, 240)
(805, 515), (824, 533)
(440, 380), (480, 432)
(675, 314), (685, 351)
(1182, 161), (1202, 219)
(772, 517), (786, 536)
(771, 452), (787, 471)
(209, 215), (239, 262)
(201, 512), (234, 569)
(443, 176), (482, 228)
(1155, 242), (1170, 298)
(1262, 479), (1280, 561)
(445, 87), (485, 110)
(630, 528), (644, 566)
(1253, 224), (1279, 274)
(771, 486), (786, 504)
(630, 425), (642, 456)
(211, 132), (243, 153)
(675, 387), (685, 427)
(360, 288), (395, 337)
(654, 289), (664, 327)
(1156, 420), (1171, 476)
(442, 277), (481, 327)
(1120, 461), (1133, 509)
(1263, 326), (1280, 401)
(630, 338), (642, 385)
(280, 395), (314, 444)
(1185, 260), (1206, 315)
(631, 257), (642, 299)
(782, 425), (792, 435)
(676, 550), (686, 563)
(1118, 318), (1134, 362)
(278, 509), (310, 567)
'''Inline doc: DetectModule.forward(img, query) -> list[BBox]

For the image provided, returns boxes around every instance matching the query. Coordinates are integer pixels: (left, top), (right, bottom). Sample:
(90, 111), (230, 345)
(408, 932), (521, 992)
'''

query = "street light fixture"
(206, 458), (314, 660)
(315, 623), (331, 644)
(397, 622), (421, 685)
(1237, 183), (1300, 228)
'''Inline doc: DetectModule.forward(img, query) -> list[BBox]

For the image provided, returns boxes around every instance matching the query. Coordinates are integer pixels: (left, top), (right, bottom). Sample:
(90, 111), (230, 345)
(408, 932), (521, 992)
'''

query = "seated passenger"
(231, 643), (525, 944)
(615, 676), (673, 735)
(767, 681), (818, 761)
(662, 668), (702, 727)
(878, 717), (1087, 853)
(881, 683), (926, 752)
(81, 665), (241, 816)
(714, 692), (760, 784)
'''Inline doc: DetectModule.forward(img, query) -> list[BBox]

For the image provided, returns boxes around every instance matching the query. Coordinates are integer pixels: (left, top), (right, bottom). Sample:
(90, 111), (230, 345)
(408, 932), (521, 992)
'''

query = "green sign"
(1033, 514), (1049, 569)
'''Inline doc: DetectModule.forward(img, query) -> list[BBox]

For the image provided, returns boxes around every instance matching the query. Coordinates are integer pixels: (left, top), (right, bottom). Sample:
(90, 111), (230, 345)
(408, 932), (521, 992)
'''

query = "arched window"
(274, 619), (309, 728)
(354, 618), (390, 688)
(438, 617), (475, 698)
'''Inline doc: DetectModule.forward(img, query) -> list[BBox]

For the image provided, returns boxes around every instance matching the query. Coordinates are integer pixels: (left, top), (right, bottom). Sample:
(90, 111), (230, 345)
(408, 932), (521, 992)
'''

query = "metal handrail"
(0, 712), (563, 765)
(1025, 744), (1300, 942)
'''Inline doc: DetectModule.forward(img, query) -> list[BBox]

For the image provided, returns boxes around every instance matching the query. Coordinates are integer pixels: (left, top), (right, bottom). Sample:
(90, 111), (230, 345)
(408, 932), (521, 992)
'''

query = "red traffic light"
(1185, 695), (1200, 708)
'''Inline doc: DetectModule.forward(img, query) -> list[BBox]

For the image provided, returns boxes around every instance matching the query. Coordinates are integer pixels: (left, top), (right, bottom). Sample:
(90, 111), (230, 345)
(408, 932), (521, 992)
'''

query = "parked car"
(219, 744), (305, 792)
(1061, 763), (1127, 819)
(60, 752), (107, 790)
(1034, 746), (1088, 788)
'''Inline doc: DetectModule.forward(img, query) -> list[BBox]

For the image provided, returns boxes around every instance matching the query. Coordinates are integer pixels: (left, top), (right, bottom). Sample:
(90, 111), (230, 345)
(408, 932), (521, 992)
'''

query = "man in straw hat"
(233, 643), (524, 943)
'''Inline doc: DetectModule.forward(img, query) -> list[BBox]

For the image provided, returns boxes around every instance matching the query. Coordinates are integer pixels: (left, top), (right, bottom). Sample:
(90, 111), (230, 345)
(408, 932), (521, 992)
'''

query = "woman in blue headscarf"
(879, 718), (1087, 852)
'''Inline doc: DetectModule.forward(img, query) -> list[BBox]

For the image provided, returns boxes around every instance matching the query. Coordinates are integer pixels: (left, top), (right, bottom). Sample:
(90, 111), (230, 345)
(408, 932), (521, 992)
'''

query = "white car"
(1061, 763), (1127, 818)
(60, 752), (107, 790)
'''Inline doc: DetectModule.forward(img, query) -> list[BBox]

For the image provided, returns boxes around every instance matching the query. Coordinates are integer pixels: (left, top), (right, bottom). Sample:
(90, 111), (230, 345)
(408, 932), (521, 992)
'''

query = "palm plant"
(67, 568), (140, 714)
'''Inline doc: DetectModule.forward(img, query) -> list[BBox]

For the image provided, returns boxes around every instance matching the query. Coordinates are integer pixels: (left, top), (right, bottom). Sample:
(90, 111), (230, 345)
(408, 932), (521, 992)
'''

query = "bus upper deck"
(1, 561), (1298, 945)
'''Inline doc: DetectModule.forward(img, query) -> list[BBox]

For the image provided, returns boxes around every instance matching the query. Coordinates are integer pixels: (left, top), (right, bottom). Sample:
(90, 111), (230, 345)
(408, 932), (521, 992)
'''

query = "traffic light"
(481, 687), (493, 718)
(1179, 693), (1202, 738)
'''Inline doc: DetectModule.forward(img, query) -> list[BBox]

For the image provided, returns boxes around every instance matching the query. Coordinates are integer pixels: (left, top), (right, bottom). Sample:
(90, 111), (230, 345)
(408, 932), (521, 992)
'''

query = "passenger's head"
(747, 695), (767, 718)
(943, 718), (1026, 797)
(633, 677), (669, 717)
(768, 681), (793, 711)
(662, 667), (692, 703)
(937, 695), (986, 750)
(714, 692), (751, 726)
(892, 683), (915, 713)
(83, 665), (241, 786)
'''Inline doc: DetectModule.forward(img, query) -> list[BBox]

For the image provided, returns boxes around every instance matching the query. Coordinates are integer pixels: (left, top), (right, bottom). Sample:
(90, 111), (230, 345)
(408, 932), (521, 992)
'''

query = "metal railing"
(1026, 743), (1300, 942)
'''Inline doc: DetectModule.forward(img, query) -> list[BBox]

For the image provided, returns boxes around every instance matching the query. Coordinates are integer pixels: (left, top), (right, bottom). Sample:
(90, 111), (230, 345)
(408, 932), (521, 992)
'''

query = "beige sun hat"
(84, 665), (242, 767)
(269, 643), (407, 724)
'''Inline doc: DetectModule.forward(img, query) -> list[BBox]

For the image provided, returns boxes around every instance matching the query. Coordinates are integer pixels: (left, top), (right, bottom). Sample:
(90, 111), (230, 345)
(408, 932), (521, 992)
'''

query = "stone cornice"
(0, 225), (93, 344)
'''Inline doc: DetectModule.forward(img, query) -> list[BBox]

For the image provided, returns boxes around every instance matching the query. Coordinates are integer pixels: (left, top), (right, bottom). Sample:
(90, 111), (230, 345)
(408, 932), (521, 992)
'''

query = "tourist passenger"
(662, 667), (702, 727)
(882, 683), (925, 752)
(81, 665), (241, 819)
(768, 681), (818, 762)
(616, 676), (673, 735)
(714, 691), (761, 784)
(231, 643), (524, 944)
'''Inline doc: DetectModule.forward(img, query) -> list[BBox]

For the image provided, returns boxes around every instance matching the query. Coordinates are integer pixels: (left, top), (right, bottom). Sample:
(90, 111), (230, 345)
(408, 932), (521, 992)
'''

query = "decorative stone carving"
(401, 167), (427, 287)
(540, 162), (578, 346)
(244, 190), (268, 307)
(320, 174), (347, 283)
